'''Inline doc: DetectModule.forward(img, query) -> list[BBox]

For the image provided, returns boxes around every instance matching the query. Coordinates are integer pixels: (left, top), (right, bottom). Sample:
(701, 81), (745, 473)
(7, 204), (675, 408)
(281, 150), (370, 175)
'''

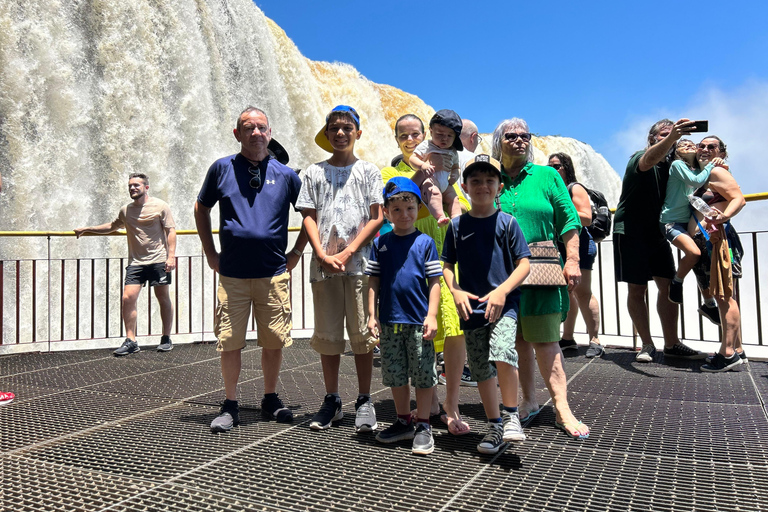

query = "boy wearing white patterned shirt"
(297, 105), (384, 433)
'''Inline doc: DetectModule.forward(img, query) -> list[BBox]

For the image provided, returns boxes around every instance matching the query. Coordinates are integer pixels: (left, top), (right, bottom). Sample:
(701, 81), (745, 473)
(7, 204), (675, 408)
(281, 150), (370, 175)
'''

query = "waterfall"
(1, 0), (621, 240)
(0, 0), (622, 346)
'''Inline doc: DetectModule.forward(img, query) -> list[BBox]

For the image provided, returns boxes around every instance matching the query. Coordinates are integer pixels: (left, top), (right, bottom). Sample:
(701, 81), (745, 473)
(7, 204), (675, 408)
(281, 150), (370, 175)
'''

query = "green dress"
(498, 162), (581, 321)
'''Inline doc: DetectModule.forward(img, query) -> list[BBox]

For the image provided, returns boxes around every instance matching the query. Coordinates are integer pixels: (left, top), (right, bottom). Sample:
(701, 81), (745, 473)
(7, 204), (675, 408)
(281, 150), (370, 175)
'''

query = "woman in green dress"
(492, 117), (590, 439)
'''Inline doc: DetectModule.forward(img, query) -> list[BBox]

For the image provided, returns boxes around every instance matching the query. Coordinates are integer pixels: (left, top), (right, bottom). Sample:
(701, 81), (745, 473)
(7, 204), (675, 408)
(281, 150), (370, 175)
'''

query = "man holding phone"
(613, 118), (707, 363)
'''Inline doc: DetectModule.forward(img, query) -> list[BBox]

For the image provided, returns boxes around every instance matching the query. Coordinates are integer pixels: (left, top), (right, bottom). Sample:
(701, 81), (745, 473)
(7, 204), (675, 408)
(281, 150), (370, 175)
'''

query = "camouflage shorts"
(380, 324), (437, 389)
(464, 316), (519, 383)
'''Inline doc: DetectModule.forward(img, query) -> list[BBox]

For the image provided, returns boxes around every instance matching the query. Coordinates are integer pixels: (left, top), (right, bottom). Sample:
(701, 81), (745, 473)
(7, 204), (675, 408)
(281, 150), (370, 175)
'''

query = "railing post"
(47, 234), (52, 352)
(0, 261), (3, 345)
(753, 232), (763, 345)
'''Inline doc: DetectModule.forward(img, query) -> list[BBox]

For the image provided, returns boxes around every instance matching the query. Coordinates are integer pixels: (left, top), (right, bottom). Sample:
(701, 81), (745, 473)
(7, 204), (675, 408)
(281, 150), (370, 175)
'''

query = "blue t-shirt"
(197, 153), (302, 279)
(441, 211), (530, 330)
(365, 231), (442, 325)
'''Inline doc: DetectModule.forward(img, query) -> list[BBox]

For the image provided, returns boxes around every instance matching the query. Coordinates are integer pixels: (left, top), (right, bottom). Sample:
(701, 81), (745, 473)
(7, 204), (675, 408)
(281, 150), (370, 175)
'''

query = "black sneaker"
(701, 352), (743, 372)
(412, 423), (434, 455)
(114, 338), (140, 357)
(261, 393), (293, 423)
(706, 350), (748, 364)
(436, 351), (445, 367)
(698, 303), (721, 325)
(376, 418), (415, 444)
(477, 421), (505, 454)
(663, 343), (706, 360)
(309, 394), (343, 430)
(559, 338), (578, 351)
(210, 399), (240, 432)
(585, 341), (605, 359)
(372, 344), (381, 355)
(156, 335), (173, 352)
(669, 280), (684, 304)
(460, 366), (477, 387)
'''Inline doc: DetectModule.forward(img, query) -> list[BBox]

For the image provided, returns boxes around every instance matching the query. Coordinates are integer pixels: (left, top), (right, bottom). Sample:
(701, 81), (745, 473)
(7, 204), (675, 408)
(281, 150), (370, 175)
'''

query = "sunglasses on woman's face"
(698, 143), (718, 151)
(549, 163), (562, 170)
(248, 166), (261, 189)
(504, 132), (531, 142)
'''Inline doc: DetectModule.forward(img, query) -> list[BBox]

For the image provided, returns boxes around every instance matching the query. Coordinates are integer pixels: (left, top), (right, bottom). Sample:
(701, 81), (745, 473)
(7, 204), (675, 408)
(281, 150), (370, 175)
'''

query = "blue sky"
(257, 1), (768, 206)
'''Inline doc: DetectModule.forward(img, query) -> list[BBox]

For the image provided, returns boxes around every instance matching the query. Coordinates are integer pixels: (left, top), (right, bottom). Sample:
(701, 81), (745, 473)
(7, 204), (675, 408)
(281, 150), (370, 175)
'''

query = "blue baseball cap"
(383, 176), (422, 203)
(315, 105), (361, 153)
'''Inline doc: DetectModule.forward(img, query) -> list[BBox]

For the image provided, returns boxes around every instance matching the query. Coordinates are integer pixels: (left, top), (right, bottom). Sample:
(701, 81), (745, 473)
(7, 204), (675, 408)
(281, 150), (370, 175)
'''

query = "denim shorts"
(661, 221), (689, 243)
(558, 228), (597, 271)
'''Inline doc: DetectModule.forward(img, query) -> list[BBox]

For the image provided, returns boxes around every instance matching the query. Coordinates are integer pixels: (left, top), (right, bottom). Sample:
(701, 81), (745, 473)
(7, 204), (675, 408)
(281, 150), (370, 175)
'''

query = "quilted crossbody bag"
(451, 216), (566, 288)
(521, 240), (567, 288)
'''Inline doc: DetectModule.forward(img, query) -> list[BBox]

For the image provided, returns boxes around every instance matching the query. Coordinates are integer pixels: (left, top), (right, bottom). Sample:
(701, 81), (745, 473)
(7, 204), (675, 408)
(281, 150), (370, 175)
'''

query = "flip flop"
(519, 407), (541, 422)
(555, 420), (590, 440)
(440, 413), (471, 436)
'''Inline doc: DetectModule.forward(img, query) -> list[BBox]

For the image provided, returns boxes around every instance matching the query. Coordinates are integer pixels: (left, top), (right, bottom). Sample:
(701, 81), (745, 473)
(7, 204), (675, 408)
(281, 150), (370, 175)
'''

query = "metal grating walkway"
(1, 339), (767, 511)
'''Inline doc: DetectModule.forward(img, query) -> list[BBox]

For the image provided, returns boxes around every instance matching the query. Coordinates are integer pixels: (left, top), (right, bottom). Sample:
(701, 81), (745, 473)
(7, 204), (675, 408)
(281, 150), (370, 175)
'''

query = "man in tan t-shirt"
(75, 173), (177, 356)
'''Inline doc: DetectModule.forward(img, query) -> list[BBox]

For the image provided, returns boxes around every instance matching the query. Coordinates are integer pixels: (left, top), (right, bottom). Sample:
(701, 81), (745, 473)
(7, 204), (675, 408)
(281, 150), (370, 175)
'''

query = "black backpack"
(568, 183), (612, 243)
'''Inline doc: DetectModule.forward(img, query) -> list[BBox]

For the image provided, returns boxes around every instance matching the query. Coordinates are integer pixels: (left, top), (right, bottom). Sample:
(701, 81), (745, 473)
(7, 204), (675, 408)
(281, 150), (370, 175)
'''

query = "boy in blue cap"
(442, 155), (531, 455)
(409, 109), (464, 226)
(366, 177), (442, 454)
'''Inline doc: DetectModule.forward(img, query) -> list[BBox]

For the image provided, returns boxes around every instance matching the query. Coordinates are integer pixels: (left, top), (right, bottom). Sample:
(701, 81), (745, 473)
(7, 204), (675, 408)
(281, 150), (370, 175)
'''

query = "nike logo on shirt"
(461, 233), (474, 241)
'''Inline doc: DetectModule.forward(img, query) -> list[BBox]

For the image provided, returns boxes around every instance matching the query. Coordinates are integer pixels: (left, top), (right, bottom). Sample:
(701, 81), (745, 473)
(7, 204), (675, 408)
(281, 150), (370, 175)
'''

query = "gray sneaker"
(156, 335), (173, 352)
(635, 344), (656, 363)
(210, 399), (240, 432)
(412, 423), (434, 455)
(585, 341), (605, 359)
(114, 338), (140, 357)
(502, 410), (526, 442)
(354, 398), (378, 433)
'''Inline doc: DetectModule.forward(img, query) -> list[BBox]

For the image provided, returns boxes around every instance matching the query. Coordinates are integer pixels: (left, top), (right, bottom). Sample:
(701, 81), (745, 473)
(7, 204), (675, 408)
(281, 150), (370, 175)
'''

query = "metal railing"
(0, 229), (314, 351)
(1, 197), (766, 352)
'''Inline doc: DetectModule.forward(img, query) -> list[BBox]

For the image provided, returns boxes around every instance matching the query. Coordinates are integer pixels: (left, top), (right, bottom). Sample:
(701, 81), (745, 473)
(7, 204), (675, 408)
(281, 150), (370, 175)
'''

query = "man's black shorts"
(613, 232), (675, 285)
(124, 263), (172, 287)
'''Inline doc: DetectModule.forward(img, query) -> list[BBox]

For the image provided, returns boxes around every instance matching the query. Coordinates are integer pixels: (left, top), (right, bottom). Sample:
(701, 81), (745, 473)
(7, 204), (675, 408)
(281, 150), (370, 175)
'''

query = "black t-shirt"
(613, 149), (673, 239)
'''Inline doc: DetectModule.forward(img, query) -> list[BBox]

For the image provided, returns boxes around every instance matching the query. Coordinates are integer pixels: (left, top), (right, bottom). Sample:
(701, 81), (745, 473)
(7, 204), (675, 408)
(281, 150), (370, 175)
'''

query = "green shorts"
(464, 316), (519, 383)
(380, 324), (437, 389)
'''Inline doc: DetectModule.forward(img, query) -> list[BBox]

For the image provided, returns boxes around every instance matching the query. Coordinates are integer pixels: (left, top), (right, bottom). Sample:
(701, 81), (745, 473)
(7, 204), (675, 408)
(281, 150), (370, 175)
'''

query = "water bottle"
(689, 195), (715, 218)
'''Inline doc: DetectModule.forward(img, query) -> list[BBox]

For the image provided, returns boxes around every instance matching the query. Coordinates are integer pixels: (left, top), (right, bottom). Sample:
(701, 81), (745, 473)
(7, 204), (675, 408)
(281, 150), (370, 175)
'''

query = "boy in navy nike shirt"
(442, 155), (531, 455)
(366, 177), (442, 455)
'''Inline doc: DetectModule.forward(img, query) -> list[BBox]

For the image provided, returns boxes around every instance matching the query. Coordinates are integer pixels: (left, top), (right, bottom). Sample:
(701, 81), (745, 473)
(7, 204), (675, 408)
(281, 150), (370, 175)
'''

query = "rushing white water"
(1, 0), (621, 240)
(0, 0), (622, 346)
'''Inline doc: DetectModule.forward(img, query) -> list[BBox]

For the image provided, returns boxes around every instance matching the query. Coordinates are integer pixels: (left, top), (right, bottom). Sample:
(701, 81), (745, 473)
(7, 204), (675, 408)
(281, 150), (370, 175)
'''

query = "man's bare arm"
(165, 227), (177, 272)
(638, 118), (694, 172)
(74, 220), (122, 238)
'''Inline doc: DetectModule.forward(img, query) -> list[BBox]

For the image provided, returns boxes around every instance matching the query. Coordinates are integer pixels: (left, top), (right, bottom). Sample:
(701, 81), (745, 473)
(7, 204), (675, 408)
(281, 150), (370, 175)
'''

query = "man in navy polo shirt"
(195, 106), (306, 432)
